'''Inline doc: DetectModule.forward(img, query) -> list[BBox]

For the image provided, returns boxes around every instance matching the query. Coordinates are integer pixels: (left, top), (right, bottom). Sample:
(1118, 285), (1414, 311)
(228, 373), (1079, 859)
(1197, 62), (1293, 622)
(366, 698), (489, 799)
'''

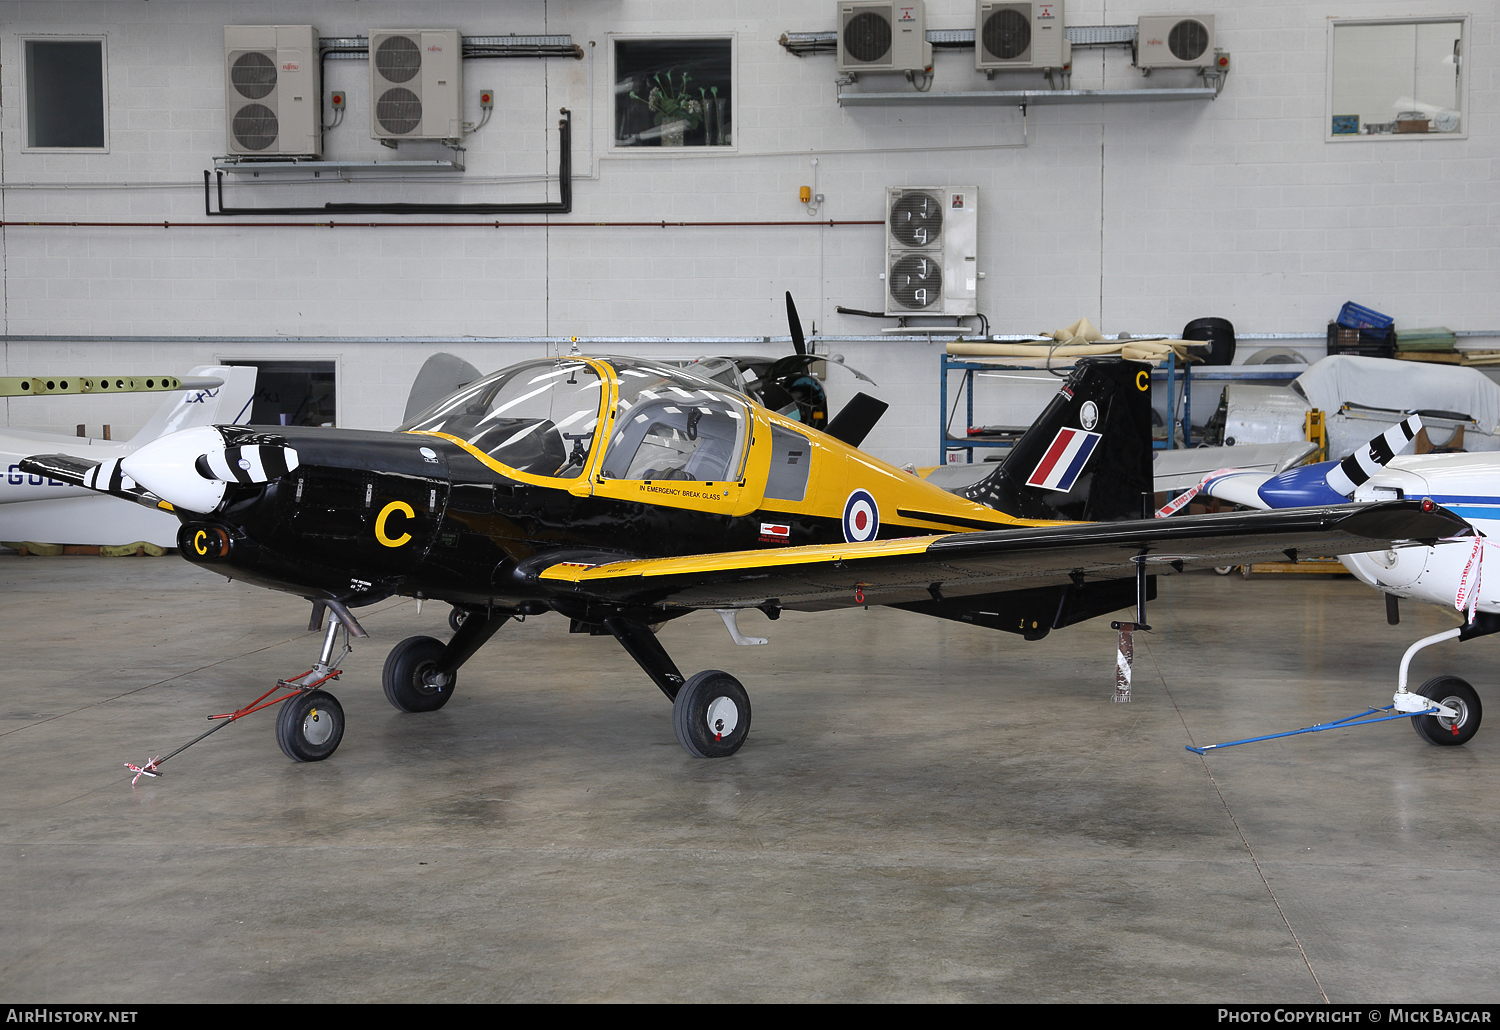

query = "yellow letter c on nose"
(375, 500), (415, 548)
(193, 530), (209, 555)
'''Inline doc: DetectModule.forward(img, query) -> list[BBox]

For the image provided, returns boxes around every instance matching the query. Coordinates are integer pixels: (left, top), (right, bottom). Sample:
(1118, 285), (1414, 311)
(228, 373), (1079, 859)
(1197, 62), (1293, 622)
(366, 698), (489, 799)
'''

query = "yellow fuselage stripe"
(538, 534), (944, 582)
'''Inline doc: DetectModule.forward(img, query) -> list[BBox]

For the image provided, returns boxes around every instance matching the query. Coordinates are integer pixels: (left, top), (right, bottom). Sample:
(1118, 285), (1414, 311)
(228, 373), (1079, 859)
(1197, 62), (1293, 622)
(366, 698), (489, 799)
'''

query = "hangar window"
(232, 359), (336, 428)
(23, 37), (108, 151)
(1327, 18), (1467, 140)
(612, 36), (733, 150)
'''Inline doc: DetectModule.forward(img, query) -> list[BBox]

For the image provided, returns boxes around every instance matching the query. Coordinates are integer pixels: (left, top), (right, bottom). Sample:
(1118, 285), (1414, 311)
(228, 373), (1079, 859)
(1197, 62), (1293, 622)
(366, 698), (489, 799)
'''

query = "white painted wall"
(2, 0), (1496, 468)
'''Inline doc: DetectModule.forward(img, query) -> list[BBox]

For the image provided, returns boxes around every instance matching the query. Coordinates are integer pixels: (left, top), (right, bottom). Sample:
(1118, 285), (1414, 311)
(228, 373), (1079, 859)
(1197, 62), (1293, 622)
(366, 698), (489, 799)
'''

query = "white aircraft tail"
(130, 366), (257, 445)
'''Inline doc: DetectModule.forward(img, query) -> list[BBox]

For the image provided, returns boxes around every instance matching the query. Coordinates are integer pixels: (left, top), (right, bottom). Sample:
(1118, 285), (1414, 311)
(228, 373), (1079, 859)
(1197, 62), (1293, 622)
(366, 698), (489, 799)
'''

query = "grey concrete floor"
(1, 554), (1497, 1003)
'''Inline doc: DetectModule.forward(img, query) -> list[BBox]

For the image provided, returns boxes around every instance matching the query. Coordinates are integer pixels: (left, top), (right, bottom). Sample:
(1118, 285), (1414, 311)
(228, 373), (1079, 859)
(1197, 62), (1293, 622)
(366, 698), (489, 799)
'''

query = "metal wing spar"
(534, 500), (1469, 612)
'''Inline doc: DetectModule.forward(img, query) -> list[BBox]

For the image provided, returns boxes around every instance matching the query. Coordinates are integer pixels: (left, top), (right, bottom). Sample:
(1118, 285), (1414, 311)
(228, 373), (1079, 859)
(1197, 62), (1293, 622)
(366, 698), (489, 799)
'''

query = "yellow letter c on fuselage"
(375, 500), (415, 548)
(1136, 370), (1150, 392)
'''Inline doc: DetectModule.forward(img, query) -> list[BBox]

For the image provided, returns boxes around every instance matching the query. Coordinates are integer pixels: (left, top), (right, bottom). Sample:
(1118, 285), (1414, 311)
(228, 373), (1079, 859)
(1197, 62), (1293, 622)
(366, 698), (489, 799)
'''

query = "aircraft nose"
(120, 425), (299, 514)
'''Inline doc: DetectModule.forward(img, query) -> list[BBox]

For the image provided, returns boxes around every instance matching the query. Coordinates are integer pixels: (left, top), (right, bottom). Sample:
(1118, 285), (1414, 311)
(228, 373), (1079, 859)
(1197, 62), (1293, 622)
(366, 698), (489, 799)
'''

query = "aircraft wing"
(535, 500), (1467, 612)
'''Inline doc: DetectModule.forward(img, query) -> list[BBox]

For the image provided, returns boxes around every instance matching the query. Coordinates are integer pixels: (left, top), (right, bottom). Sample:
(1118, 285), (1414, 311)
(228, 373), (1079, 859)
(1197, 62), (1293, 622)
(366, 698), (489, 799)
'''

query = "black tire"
(1411, 675), (1482, 746)
(276, 689), (345, 762)
(673, 670), (751, 758)
(383, 635), (453, 713)
(448, 607), (468, 633)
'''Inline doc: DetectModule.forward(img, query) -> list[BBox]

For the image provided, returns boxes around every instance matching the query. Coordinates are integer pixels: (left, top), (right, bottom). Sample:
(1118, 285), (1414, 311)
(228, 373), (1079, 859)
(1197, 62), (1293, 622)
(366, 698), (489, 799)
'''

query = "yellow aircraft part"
(0, 375), (185, 397)
(412, 355), (1053, 536)
(539, 533), (943, 582)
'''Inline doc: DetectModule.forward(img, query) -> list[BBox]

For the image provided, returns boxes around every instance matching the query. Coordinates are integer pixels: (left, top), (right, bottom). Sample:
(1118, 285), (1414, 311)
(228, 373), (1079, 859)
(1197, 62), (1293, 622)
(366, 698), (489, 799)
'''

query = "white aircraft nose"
(120, 425), (231, 514)
(119, 425), (300, 515)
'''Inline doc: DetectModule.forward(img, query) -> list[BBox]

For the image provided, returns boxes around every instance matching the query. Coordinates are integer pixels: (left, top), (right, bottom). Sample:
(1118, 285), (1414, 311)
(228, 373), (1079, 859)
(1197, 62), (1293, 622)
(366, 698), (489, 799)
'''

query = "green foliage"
(629, 70), (703, 130)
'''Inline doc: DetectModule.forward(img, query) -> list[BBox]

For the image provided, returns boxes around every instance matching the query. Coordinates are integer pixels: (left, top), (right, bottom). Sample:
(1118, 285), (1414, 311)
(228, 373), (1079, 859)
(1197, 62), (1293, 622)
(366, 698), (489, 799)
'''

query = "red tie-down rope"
(122, 667), (341, 784)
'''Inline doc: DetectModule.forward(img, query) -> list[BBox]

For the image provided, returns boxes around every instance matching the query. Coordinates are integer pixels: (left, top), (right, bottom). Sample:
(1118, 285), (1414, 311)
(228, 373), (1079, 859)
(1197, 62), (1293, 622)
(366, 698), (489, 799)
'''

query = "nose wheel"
(673, 670), (751, 758)
(1411, 675), (1482, 747)
(276, 689), (346, 762)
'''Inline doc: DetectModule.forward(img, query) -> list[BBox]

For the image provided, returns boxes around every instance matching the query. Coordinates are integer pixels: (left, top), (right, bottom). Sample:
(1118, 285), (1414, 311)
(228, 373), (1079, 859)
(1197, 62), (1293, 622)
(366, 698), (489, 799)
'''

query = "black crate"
(1327, 322), (1395, 358)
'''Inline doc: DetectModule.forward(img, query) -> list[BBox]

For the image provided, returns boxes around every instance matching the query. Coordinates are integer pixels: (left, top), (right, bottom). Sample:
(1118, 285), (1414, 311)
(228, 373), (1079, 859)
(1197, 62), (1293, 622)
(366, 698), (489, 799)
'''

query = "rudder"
(961, 358), (1153, 522)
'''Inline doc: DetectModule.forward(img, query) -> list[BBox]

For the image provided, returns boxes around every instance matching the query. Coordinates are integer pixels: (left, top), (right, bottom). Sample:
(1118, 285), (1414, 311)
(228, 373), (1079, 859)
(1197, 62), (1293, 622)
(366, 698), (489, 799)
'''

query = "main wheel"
(383, 635), (454, 713)
(276, 689), (345, 762)
(1411, 675), (1482, 746)
(673, 670), (751, 759)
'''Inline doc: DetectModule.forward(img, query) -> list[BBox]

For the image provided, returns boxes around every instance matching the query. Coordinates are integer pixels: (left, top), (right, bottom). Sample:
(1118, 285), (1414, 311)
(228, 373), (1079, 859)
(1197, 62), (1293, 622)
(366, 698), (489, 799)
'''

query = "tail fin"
(961, 358), (1154, 522)
(129, 365), (258, 444)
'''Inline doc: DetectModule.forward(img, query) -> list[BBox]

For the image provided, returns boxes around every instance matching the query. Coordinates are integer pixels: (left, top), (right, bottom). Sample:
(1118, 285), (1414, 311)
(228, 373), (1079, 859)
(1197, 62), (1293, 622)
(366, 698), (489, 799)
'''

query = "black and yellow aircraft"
(21, 315), (1467, 764)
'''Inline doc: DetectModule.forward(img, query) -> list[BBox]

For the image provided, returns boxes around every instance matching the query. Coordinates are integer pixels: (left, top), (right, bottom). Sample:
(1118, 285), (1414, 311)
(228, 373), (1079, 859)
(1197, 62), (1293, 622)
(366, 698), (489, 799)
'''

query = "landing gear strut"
(604, 616), (753, 758)
(275, 610), (357, 762)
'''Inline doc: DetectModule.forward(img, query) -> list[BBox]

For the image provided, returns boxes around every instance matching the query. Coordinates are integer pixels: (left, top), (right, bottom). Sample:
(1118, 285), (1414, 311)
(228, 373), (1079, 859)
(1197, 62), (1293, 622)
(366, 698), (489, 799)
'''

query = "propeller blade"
(1326, 413), (1423, 496)
(785, 291), (806, 357)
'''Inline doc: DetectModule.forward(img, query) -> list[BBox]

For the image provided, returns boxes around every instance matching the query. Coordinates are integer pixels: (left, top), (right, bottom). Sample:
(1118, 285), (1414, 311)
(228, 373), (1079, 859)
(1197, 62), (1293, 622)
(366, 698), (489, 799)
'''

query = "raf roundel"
(842, 489), (880, 543)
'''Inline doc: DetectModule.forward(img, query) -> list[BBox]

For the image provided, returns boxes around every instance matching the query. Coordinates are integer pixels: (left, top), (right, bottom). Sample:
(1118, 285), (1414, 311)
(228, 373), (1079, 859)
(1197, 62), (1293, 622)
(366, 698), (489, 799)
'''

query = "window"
(401, 360), (604, 479)
(1328, 18), (1466, 140)
(612, 37), (733, 149)
(24, 37), (108, 150)
(234, 360), (337, 428)
(601, 363), (749, 483)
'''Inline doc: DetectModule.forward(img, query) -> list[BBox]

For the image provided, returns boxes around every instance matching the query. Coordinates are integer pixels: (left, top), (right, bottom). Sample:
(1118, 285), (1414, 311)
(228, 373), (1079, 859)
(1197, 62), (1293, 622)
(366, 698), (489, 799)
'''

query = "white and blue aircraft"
(1192, 414), (1496, 747)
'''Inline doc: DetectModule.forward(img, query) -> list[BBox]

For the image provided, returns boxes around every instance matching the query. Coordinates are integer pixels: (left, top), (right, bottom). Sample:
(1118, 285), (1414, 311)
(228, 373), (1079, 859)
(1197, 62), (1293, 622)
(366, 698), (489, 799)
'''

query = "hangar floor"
(2, 554), (1497, 1004)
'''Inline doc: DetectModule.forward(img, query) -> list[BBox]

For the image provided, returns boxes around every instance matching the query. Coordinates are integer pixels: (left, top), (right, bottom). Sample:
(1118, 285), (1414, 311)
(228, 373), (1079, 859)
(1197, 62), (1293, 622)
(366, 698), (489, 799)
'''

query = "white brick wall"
(1, 0), (1496, 467)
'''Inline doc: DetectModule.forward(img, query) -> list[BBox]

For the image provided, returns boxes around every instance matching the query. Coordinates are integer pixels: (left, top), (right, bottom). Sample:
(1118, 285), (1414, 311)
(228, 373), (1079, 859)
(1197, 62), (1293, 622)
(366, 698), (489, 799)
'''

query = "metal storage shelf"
(939, 354), (1308, 464)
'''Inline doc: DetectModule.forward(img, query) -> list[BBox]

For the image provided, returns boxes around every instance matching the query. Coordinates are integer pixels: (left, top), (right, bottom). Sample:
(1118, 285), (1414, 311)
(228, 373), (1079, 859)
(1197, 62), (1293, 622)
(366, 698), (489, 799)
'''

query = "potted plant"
(630, 70), (702, 146)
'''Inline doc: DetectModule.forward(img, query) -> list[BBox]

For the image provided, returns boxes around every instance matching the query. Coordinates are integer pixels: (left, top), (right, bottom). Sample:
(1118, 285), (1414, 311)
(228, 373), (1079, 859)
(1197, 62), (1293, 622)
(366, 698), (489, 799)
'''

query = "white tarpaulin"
(1293, 356), (1500, 455)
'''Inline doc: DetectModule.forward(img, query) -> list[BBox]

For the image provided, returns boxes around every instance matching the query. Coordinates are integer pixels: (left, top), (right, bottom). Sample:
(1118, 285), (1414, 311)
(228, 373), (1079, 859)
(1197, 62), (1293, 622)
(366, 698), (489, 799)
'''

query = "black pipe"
(206, 109), (572, 217)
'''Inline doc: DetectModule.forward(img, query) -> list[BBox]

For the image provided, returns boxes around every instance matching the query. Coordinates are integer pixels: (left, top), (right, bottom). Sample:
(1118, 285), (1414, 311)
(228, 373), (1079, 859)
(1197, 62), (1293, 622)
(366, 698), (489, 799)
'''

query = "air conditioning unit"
(975, 1), (1068, 71)
(223, 25), (321, 156)
(1136, 14), (1215, 69)
(885, 187), (978, 317)
(369, 29), (463, 141)
(837, 2), (932, 74)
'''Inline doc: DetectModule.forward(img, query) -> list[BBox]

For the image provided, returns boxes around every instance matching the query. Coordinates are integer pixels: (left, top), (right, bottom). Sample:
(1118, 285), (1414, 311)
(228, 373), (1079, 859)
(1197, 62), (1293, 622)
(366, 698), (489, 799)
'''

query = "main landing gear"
(604, 616), (752, 758)
(383, 608), (512, 714)
(380, 609), (750, 758)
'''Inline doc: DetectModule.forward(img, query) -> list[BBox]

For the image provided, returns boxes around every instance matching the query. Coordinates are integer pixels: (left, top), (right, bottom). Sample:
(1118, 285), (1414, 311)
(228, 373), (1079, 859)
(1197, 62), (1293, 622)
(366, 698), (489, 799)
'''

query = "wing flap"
(534, 500), (1468, 611)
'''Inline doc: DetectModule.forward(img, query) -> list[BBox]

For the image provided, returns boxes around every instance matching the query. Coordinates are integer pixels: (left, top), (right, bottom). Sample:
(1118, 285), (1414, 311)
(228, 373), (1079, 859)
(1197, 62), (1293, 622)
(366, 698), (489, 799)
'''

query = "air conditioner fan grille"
(890, 191), (943, 248)
(982, 9), (1032, 61)
(230, 51), (277, 100)
(1168, 20), (1211, 62)
(843, 11), (893, 64)
(375, 35), (422, 83)
(890, 254), (943, 310)
(231, 103), (278, 151)
(376, 88), (423, 135)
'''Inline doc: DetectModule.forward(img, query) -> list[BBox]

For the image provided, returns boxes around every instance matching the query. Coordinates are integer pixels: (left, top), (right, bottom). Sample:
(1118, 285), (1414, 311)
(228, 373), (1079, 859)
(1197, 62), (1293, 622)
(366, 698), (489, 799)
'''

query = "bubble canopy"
(399, 357), (752, 483)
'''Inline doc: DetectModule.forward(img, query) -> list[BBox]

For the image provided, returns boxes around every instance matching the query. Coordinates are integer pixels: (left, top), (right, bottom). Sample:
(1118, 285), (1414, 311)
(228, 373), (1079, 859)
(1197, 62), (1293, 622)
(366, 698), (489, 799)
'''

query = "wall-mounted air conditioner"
(975, 1), (1067, 71)
(223, 25), (321, 156)
(837, 2), (932, 74)
(369, 29), (463, 141)
(1136, 14), (1215, 69)
(885, 187), (978, 317)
